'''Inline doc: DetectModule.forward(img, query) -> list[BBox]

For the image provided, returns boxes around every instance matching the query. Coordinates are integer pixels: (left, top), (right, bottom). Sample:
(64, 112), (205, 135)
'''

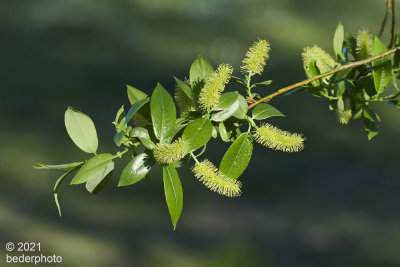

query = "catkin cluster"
(192, 159), (241, 197)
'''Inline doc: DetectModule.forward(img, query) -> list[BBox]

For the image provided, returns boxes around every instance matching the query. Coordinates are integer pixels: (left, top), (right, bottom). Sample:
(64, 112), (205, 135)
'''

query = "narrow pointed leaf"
(65, 107), (98, 154)
(150, 83), (176, 141)
(220, 132), (253, 179)
(127, 85), (148, 104)
(54, 168), (77, 217)
(34, 161), (84, 170)
(372, 37), (392, 94)
(333, 22), (345, 60)
(125, 97), (150, 123)
(163, 164), (183, 230)
(70, 153), (114, 184)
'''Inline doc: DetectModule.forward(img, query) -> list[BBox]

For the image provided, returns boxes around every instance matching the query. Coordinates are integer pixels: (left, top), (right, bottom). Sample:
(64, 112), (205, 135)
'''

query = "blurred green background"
(2, 0), (400, 266)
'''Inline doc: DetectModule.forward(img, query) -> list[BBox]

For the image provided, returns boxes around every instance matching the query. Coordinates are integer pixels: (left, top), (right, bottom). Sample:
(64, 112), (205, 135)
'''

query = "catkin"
(153, 138), (190, 164)
(198, 64), (233, 112)
(192, 159), (241, 197)
(241, 39), (270, 75)
(253, 123), (304, 152)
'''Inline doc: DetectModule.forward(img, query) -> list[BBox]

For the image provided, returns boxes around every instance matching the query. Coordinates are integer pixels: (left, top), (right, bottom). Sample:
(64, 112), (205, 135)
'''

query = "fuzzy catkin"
(302, 45), (337, 74)
(253, 123), (304, 152)
(198, 64), (233, 112)
(356, 29), (373, 59)
(192, 159), (241, 197)
(153, 138), (190, 164)
(241, 39), (270, 75)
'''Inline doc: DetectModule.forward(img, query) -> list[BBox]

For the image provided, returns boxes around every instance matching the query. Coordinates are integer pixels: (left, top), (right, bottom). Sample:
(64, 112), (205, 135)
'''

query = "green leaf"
(165, 122), (187, 144)
(219, 132), (253, 180)
(232, 95), (248, 120)
(174, 77), (194, 101)
(305, 60), (322, 86)
(127, 85), (152, 126)
(114, 131), (126, 147)
(86, 162), (114, 194)
(114, 105), (126, 128)
(363, 107), (380, 140)
(127, 85), (148, 104)
(333, 22), (345, 60)
(372, 37), (392, 94)
(211, 99), (240, 122)
(65, 107), (98, 154)
(131, 127), (155, 150)
(54, 169), (76, 217)
(182, 118), (213, 150)
(211, 126), (218, 138)
(33, 161), (84, 170)
(253, 80), (273, 87)
(189, 56), (214, 87)
(252, 103), (285, 120)
(218, 122), (231, 142)
(150, 83), (176, 142)
(125, 97), (150, 123)
(70, 153), (114, 184)
(119, 153), (153, 186)
(163, 164), (183, 230)
(215, 92), (238, 110)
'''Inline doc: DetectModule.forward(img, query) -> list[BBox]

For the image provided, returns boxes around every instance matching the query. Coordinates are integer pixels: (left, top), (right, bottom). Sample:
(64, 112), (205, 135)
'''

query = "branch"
(248, 46), (400, 110)
(378, 0), (392, 38)
(390, 0), (396, 47)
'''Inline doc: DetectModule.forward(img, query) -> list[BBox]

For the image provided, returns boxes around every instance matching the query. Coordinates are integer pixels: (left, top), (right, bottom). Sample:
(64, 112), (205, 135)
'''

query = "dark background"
(1, 0), (400, 266)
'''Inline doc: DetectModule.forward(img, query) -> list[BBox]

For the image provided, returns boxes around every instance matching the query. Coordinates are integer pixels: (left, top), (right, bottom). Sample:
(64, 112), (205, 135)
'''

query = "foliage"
(34, 21), (400, 229)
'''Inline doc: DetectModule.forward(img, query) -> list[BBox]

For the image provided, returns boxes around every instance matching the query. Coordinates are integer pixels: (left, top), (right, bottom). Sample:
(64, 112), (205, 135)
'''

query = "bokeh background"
(1, 0), (400, 266)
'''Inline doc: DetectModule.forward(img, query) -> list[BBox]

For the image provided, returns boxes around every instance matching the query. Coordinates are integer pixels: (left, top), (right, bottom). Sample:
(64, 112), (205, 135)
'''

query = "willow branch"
(390, 0), (396, 47)
(248, 46), (400, 110)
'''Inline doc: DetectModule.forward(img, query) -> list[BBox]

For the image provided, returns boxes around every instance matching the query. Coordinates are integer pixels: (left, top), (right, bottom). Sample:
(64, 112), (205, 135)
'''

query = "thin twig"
(379, 0), (392, 38)
(390, 0), (396, 47)
(248, 46), (400, 110)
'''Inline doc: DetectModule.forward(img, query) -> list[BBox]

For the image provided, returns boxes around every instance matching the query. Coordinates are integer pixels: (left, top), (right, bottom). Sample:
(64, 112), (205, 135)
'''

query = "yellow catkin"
(253, 123), (304, 152)
(356, 29), (373, 59)
(302, 45), (337, 74)
(241, 39), (271, 75)
(199, 64), (233, 112)
(153, 138), (190, 164)
(192, 159), (241, 197)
